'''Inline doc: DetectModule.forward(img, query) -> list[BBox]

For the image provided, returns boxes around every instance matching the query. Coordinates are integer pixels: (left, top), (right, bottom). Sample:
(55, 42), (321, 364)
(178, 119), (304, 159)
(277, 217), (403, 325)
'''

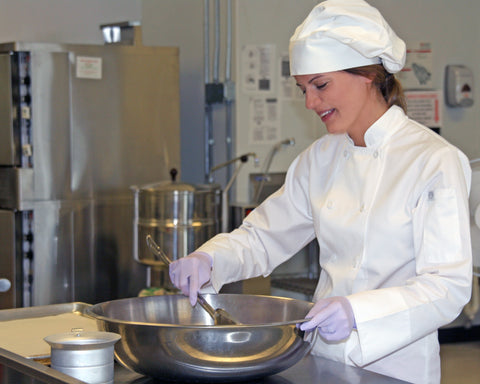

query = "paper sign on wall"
(279, 53), (304, 100)
(241, 44), (275, 94)
(76, 56), (102, 80)
(397, 42), (433, 89)
(248, 97), (280, 145)
(405, 90), (442, 128)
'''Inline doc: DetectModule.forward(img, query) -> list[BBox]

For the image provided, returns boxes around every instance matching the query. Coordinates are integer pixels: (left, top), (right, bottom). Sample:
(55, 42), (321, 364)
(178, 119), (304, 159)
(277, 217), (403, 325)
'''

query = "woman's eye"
(315, 82), (327, 90)
(297, 87), (306, 95)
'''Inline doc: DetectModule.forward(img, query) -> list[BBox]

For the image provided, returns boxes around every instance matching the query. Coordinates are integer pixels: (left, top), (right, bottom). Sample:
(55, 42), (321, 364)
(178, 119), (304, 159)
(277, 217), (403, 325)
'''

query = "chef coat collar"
(363, 105), (404, 148)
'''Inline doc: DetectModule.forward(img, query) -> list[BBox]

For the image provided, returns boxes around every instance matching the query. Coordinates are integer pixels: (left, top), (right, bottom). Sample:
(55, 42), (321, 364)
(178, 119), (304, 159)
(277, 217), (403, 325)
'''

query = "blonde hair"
(344, 65), (406, 113)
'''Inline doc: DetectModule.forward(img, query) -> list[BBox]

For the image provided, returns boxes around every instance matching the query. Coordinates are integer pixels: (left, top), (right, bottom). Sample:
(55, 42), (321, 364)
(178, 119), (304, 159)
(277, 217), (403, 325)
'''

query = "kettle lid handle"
(170, 168), (178, 182)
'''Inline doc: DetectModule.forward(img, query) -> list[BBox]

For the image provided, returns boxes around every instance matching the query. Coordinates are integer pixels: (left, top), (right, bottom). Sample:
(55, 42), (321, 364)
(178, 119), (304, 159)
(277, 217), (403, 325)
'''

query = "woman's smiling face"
(294, 70), (385, 146)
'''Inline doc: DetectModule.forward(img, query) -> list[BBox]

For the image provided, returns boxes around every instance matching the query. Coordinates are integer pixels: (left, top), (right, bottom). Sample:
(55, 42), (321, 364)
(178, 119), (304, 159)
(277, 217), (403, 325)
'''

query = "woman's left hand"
(300, 296), (355, 341)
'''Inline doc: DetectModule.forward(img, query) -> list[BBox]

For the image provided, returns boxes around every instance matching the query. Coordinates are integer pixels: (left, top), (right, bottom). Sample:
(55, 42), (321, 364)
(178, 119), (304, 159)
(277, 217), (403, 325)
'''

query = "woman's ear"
(363, 73), (375, 84)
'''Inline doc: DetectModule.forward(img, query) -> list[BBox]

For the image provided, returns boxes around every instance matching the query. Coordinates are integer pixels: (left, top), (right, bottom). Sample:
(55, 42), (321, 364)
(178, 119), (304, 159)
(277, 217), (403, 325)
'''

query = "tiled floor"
(440, 341), (480, 383)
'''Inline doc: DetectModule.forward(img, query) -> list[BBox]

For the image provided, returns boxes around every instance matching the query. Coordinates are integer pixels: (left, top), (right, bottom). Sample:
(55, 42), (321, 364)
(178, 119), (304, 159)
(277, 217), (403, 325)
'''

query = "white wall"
(141, 0), (207, 184)
(1, 0), (479, 197)
(233, 0), (321, 201)
(369, 0), (480, 159)
(141, 0), (232, 186)
(232, 0), (480, 201)
(0, 0), (141, 44)
(1, 0), (479, 301)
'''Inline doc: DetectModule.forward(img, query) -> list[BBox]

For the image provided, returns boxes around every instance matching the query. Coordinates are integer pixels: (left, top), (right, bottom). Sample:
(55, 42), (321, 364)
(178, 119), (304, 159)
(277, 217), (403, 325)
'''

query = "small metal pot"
(44, 329), (121, 384)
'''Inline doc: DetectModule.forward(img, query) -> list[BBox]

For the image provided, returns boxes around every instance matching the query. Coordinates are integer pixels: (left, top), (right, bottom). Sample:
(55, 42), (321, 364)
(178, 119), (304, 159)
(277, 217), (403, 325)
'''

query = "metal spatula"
(145, 235), (240, 326)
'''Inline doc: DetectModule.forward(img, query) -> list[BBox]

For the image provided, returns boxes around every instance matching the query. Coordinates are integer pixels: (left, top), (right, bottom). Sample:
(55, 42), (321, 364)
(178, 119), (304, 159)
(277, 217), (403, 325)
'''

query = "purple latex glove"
(300, 296), (355, 341)
(169, 251), (213, 306)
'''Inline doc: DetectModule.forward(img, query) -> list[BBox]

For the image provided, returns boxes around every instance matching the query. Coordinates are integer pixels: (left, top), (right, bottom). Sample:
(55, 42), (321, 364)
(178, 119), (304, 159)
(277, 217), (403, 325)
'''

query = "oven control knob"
(0, 278), (11, 292)
(22, 94), (31, 104)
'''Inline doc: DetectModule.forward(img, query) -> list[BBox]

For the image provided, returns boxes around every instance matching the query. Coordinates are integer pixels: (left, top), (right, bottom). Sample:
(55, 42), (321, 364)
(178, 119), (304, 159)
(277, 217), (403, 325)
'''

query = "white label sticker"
(76, 56), (102, 79)
(21, 106), (31, 119)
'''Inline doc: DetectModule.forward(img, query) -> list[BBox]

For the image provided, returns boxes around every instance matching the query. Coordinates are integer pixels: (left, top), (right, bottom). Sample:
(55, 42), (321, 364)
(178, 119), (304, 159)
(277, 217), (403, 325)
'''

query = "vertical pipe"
(225, 101), (233, 183)
(225, 0), (234, 191)
(205, 105), (213, 183)
(206, 0), (221, 182)
(225, 0), (232, 82)
(213, 0), (220, 83)
(204, 0), (210, 83)
(204, 0), (213, 182)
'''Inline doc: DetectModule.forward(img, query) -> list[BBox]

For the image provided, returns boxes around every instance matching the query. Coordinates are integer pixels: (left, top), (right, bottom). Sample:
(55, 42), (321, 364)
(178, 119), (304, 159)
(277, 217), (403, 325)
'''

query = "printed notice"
(279, 53), (303, 100)
(405, 90), (442, 128)
(76, 56), (102, 79)
(249, 97), (280, 145)
(398, 42), (433, 89)
(241, 44), (275, 94)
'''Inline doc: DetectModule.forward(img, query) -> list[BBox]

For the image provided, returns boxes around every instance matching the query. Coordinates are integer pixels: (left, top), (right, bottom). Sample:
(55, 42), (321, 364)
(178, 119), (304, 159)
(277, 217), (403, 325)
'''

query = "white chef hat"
(289, 0), (406, 75)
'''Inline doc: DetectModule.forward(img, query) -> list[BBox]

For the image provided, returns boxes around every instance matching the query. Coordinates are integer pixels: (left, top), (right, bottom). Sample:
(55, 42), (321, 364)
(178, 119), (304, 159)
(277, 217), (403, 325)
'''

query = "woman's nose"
(304, 90), (318, 110)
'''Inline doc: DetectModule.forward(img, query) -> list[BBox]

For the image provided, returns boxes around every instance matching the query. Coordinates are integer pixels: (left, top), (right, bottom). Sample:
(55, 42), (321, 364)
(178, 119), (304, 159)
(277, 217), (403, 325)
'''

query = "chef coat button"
(359, 204), (365, 212)
(343, 150), (348, 158)
(373, 150), (379, 158)
(327, 200), (333, 209)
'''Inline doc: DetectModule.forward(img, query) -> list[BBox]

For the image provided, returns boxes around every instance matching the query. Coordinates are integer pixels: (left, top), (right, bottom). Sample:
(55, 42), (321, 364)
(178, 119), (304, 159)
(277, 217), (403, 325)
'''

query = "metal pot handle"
(146, 235), (173, 265)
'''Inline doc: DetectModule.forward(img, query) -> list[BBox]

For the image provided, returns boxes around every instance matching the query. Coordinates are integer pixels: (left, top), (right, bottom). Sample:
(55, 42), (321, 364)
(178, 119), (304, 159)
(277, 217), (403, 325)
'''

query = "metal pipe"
(212, 153), (256, 233)
(204, 0), (213, 182)
(210, 152), (257, 232)
(225, 0), (232, 82)
(210, 152), (256, 173)
(253, 138), (295, 203)
(221, 164), (243, 233)
(225, 101), (233, 182)
(204, 0), (210, 83)
(225, 0), (234, 185)
(205, 105), (214, 182)
(213, 0), (220, 83)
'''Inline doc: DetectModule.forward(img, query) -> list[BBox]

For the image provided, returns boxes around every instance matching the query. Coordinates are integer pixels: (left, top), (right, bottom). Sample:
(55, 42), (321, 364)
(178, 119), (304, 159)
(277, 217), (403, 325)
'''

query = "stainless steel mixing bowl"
(87, 294), (314, 382)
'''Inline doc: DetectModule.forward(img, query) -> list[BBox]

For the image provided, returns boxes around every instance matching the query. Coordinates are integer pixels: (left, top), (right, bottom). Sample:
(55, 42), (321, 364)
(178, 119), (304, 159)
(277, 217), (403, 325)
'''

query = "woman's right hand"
(169, 252), (213, 306)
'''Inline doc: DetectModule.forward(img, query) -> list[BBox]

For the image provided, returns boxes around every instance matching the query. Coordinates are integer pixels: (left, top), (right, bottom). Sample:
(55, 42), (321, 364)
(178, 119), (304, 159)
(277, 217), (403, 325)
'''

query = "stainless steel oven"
(0, 41), (180, 308)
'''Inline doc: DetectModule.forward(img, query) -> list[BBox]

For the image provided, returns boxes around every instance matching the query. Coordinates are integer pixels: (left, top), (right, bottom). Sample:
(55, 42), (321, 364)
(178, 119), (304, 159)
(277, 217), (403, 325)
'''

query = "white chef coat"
(198, 106), (472, 384)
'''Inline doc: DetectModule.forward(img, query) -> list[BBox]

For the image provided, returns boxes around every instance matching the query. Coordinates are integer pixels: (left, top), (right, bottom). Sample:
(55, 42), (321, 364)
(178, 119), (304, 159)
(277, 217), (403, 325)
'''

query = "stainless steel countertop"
(113, 353), (409, 384)
(0, 302), (409, 384)
(1, 346), (409, 384)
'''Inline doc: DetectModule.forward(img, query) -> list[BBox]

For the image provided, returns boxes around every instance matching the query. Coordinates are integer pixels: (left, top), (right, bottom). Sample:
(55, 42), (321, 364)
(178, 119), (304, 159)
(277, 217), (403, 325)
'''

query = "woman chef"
(170, 0), (473, 383)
